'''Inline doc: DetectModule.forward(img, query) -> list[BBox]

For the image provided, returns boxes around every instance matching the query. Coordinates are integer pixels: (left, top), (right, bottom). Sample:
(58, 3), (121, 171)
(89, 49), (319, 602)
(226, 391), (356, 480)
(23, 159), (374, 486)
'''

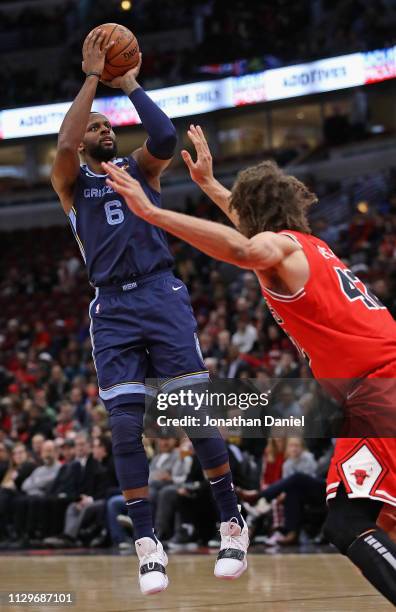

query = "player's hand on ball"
(101, 53), (143, 92)
(82, 29), (115, 76)
(182, 125), (214, 186)
(103, 161), (155, 220)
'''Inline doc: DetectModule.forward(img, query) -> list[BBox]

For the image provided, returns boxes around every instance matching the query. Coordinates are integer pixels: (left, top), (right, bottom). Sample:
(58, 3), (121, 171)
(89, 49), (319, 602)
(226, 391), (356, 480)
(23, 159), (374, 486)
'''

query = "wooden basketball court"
(0, 552), (393, 611)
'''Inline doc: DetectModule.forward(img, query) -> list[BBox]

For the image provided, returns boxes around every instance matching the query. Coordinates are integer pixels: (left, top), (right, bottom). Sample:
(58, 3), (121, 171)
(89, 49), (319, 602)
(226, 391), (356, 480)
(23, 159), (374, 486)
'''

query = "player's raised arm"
(182, 125), (239, 228)
(103, 161), (299, 271)
(102, 55), (177, 191)
(51, 29), (114, 214)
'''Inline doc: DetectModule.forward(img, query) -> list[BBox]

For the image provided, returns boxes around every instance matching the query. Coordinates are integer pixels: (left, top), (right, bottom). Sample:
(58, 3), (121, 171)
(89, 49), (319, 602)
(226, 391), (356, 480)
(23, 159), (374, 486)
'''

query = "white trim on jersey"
(375, 489), (396, 504)
(262, 285), (306, 301)
(326, 485), (396, 508)
(160, 371), (210, 393)
(82, 164), (107, 178)
(279, 231), (303, 247)
(99, 382), (157, 400)
(69, 208), (76, 228)
(326, 492), (337, 501)
(68, 209), (86, 263)
(88, 288), (99, 376)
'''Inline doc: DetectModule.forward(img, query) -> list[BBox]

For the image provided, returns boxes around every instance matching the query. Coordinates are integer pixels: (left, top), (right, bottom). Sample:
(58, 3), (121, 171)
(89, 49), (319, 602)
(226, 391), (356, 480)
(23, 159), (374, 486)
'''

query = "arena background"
(0, 1), (396, 611)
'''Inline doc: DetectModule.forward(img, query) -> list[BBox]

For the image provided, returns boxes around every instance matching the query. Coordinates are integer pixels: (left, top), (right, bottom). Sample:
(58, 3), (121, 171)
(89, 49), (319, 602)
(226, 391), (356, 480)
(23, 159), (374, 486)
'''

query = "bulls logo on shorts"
(340, 443), (384, 497)
(351, 468), (371, 486)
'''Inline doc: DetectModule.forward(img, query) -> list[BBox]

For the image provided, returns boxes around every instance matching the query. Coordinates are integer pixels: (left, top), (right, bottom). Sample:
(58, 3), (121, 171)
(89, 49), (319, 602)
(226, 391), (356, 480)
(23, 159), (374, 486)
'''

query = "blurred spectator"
(20, 440), (60, 497)
(30, 433), (45, 464)
(232, 318), (258, 353)
(0, 443), (35, 541)
(149, 438), (178, 516)
(273, 352), (300, 378)
(273, 385), (303, 419)
(58, 438), (76, 465)
(69, 435), (119, 547)
(239, 438), (325, 545)
(154, 439), (195, 541)
(11, 440), (60, 545)
(47, 365), (70, 407)
(54, 400), (81, 438)
(282, 438), (317, 477)
(43, 433), (107, 547)
(167, 446), (217, 548)
(106, 493), (133, 551)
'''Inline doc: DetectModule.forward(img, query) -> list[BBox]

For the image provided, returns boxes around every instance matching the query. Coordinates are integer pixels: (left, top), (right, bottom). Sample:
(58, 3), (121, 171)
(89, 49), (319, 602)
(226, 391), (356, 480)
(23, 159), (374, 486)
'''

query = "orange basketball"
(84, 23), (140, 82)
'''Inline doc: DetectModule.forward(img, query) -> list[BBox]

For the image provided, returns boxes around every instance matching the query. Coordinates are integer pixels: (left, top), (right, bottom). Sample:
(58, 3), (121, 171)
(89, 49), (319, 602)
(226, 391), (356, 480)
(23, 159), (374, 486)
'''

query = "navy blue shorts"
(89, 270), (208, 410)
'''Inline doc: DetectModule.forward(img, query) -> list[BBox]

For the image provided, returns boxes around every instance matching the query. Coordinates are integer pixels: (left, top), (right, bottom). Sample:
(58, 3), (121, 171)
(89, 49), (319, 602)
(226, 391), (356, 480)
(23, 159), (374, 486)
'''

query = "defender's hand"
(182, 125), (214, 186)
(101, 53), (143, 94)
(103, 161), (155, 221)
(82, 29), (114, 76)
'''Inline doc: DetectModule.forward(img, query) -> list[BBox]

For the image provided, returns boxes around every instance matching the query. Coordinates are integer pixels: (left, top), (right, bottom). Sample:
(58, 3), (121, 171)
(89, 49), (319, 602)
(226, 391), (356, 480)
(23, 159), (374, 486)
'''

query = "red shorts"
(327, 361), (396, 506)
(327, 437), (396, 506)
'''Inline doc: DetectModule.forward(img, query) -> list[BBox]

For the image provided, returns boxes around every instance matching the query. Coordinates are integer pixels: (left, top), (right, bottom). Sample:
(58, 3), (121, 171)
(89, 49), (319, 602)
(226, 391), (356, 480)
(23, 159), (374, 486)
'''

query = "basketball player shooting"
(51, 31), (249, 595)
(103, 125), (396, 606)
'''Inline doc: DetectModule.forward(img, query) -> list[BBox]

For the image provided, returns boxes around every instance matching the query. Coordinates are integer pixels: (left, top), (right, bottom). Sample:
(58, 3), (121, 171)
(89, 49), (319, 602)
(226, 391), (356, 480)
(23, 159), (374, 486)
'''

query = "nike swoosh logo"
(172, 286), (183, 291)
(210, 477), (226, 485)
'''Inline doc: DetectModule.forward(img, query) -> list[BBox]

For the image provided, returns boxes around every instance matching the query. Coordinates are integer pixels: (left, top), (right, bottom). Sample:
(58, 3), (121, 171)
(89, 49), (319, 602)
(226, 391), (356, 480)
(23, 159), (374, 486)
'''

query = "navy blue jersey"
(68, 156), (174, 286)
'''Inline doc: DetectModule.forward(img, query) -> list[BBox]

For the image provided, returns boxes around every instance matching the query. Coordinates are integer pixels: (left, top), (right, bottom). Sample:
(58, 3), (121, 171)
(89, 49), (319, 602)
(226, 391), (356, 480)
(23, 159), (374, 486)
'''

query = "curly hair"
(229, 160), (317, 237)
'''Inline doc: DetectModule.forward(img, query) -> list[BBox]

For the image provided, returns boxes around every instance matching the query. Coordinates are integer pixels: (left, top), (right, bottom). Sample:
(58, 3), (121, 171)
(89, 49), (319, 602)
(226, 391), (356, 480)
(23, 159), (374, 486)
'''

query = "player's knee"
(109, 406), (144, 456)
(324, 483), (382, 554)
(323, 507), (357, 554)
(324, 502), (376, 555)
(109, 409), (149, 490)
(190, 437), (228, 470)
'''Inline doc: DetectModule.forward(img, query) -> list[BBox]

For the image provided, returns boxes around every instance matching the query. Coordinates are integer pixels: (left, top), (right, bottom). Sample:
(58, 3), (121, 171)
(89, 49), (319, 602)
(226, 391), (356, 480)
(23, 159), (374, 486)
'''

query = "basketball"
(84, 23), (140, 81)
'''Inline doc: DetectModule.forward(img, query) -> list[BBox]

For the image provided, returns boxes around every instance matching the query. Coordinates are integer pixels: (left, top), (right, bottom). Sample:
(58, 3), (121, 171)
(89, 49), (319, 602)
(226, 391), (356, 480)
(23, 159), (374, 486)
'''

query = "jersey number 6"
(104, 200), (125, 226)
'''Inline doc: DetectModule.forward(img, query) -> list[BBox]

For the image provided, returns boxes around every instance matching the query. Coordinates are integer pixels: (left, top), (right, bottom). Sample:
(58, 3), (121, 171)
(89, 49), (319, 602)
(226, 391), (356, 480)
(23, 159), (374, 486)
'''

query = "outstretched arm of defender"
(52, 29), (114, 213)
(182, 125), (239, 228)
(103, 161), (298, 271)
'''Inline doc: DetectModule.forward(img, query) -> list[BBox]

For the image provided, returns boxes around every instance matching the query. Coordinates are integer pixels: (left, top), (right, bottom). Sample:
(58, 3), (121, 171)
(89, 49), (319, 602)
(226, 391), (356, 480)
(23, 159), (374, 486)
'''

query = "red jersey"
(261, 231), (396, 380)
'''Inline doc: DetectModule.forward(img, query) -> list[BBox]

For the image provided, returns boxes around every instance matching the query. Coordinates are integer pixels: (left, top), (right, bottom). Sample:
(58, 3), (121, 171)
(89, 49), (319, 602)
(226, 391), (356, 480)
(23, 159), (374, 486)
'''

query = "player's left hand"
(101, 53), (142, 93)
(103, 161), (155, 220)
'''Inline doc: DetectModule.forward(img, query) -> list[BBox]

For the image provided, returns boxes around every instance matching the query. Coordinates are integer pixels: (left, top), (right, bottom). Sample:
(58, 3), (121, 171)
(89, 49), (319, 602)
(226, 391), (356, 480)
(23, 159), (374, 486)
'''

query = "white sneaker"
(261, 531), (283, 547)
(135, 537), (169, 595)
(214, 516), (249, 580)
(244, 497), (271, 518)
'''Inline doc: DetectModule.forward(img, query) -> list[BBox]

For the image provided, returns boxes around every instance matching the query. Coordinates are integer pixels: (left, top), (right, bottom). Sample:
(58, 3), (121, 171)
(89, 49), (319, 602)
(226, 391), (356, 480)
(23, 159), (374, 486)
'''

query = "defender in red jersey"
(104, 125), (396, 606)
